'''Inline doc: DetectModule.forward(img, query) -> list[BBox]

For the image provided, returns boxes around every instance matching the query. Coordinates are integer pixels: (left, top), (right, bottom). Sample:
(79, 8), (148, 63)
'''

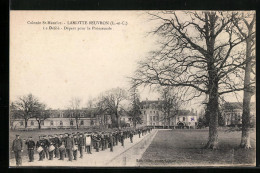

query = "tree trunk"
(240, 29), (253, 149)
(205, 88), (219, 149)
(37, 120), (41, 129)
(205, 53), (219, 149)
(24, 119), (28, 128)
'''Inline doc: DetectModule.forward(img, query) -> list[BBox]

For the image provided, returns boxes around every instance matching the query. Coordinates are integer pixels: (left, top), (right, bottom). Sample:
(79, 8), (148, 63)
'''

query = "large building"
(140, 100), (198, 128)
(222, 102), (256, 126)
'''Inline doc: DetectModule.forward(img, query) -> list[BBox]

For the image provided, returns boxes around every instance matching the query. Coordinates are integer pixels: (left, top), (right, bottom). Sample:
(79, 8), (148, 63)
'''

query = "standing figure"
(58, 134), (65, 160)
(120, 132), (125, 147)
(36, 136), (45, 161)
(108, 133), (114, 152)
(25, 136), (35, 162)
(130, 131), (133, 143)
(12, 134), (23, 166)
(42, 135), (50, 160)
(73, 135), (79, 160)
(64, 133), (69, 158)
(138, 129), (141, 138)
(78, 133), (85, 158)
(65, 134), (74, 161)
(48, 135), (55, 160)
(53, 134), (60, 158)
(85, 133), (92, 154)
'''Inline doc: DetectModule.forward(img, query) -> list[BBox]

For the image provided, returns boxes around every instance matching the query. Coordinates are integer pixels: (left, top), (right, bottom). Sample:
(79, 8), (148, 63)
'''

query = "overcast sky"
(10, 11), (251, 110)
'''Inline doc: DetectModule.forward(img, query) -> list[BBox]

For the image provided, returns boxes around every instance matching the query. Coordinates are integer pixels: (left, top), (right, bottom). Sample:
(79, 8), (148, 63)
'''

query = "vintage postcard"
(9, 10), (256, 167)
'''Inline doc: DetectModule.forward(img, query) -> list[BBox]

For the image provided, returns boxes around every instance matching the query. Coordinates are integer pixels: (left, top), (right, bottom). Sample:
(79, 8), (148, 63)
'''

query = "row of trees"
(132, 11), (255, 149)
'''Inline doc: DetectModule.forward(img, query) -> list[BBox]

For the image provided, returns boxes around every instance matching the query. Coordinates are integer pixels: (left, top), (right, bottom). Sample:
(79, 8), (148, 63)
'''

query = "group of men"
(11, 127), (152, 166)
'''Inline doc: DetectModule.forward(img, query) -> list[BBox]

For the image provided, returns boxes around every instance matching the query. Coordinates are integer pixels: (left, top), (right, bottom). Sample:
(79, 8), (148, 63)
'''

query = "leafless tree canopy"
(132, 11), (255, 149)
(97, 87), (128, 128)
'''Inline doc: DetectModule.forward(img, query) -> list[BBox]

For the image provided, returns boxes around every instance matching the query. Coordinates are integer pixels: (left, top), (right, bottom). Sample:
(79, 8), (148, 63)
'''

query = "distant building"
(140, 100), (198, 128)
(10, 109), (98, 130)
(222, 102), (256, 126)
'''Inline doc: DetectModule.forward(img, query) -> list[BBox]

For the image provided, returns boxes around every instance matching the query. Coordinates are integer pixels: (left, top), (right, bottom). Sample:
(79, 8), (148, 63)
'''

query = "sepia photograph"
(9, 10), (256, 167)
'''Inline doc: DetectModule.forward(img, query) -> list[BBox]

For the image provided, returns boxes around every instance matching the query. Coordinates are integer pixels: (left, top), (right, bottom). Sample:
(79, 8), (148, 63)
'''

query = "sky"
(10, 11), (253, 111)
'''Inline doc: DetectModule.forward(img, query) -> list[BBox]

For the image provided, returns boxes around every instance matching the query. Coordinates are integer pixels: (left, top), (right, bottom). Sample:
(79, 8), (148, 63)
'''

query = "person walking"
(58, 134), (65, 160)
(65, 134), (74, 162)
(12, 134), (23, 166)
(78, 133), (85, 158)
(73, 135), (79, 160)
(25, 136), (35, 162)
(53, 134), (60, 158)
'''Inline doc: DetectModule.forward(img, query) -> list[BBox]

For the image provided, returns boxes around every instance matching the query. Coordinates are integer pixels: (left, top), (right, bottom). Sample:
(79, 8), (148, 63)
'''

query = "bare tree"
(159, 86), (183, 128)
(233, 12), (256, 148)
(127, 86), (142, 128)
(10, 94), (42, 128)
(67, 97), (82, 129)
(98, 88), (127, 128)
(34, 104), (51, 129)
(133, 11), (248, 149)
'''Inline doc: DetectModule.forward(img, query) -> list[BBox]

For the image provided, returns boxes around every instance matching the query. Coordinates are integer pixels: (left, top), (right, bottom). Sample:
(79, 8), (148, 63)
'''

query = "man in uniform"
(85, 132), (92, 154)
(129, 131), (134, 143)
(42, 135), (50, 160)
(12, 134), (23, 166)
(73, 135), (79, 160)
(138, 129), (141, 138)
(48, 135), (55, 160)
(36, 135), (45, 161)
(65, 134), (74, 161)
(53, 134), (60, 158)
(78, 133), (85, 158)
(120, 131), (125, 147)
(25, 136), (35, 162)
(58, 134), (66, 160)
(108, 132), (114, 152)
(100, 132), (105, 151)
(64, 133), (69, 158)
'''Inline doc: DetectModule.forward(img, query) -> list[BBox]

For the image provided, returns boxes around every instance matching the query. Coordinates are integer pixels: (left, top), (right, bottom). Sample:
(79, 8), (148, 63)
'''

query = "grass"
(139, 129), (256, 166)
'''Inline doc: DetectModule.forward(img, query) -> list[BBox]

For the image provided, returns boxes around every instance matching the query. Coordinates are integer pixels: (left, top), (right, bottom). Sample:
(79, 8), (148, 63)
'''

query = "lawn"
(138, 129), (256, 167)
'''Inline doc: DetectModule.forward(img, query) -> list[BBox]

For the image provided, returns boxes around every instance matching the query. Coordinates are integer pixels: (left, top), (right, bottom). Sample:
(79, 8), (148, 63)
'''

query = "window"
(31, 121), (34, 126)
(183, 117), (185, 121)
(80, 120), (84, 125)
(60, 121), (63, 126)
(50, 120), (54, 126)
(41, 121), (44, 126)
(20, 121), (23, 126)
(70, 120), (74, 126)
(150, 116), (152, 121)
(154, 111), (155, 113)
(144, 111), (146, 114)
(91, 120), (94, 125)
(150, 111), (152, 114)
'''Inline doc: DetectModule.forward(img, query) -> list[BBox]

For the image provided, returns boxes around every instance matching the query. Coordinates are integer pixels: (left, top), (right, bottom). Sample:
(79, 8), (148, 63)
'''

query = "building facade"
(222, 102), (256, 126)
(140, 100), (198, 128)
(10, 109), (98, 130)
